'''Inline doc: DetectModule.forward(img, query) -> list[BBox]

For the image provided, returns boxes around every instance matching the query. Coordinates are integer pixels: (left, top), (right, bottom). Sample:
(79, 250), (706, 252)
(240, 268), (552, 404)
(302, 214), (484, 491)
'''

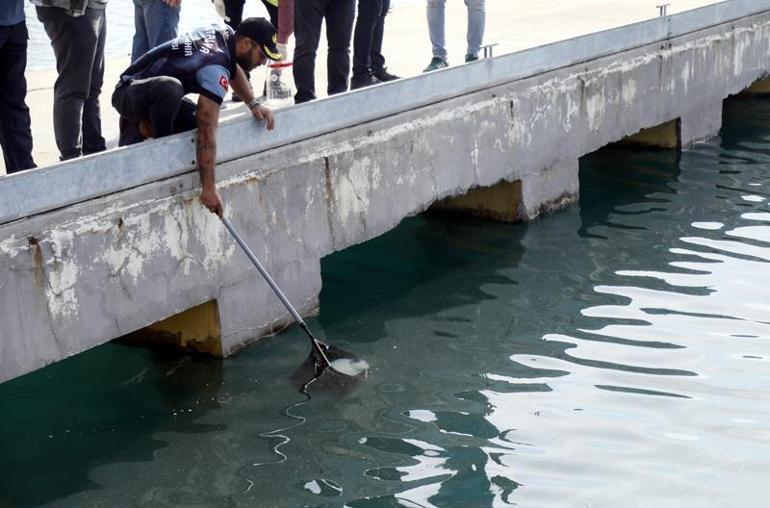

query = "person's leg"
(82, 7), (106, 156)
(36, 6), (100, 160)
(112, 82), (143, 146)
(0, 22), (36, 173)
(172, 98), (197, 134)
(426, 0), (447, 60)
(371, 0), (398, 80)
(131, 0), (150, 62)
(277, 0), (294, 44)
(464, 0), (484, 60)
(293, 0), (326, 103)
(260, 0), (279, 28)
(223, 0), (246, 29)
(325, 0), (355, 95)
(112, 76), (185, 140)
(223, 0), (248, 100)
(143, 0), (180, 49)
(352, 0), (380, 81)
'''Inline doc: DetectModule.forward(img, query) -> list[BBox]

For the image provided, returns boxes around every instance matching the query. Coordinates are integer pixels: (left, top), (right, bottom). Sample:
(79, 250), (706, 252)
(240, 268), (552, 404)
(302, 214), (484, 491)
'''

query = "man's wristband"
(246, 97), (262, 110)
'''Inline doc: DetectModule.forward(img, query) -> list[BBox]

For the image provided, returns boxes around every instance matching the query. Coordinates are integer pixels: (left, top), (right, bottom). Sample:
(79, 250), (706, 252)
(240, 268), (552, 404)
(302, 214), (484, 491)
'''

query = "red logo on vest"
(219, 75), (229, 91)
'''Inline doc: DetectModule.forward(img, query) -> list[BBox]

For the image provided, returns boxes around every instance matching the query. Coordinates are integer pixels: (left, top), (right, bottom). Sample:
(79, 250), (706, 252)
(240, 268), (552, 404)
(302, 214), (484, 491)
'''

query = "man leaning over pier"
(112, 17), (278, 217)
(0, 0), (36, 173)
(33, 0), (108, 161)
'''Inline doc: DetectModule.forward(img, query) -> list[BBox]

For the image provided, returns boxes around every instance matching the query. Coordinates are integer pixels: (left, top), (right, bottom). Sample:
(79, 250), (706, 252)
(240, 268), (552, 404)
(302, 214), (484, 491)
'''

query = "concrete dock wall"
(2, 1), (770, 383)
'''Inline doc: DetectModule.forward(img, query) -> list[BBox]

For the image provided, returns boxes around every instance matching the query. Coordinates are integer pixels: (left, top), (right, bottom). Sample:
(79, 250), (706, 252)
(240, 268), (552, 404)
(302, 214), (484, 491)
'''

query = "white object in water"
(329, 358), (370, 377)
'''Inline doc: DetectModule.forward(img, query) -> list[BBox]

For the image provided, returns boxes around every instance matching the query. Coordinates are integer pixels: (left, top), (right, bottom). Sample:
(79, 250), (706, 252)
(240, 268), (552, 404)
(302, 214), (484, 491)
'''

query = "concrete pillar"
(519, 159), (580, 221)
(681, 101), (723, 147)
(217, 254), (322, 355)
(432, 180), (523, 222)
(618, 119), (681, 149)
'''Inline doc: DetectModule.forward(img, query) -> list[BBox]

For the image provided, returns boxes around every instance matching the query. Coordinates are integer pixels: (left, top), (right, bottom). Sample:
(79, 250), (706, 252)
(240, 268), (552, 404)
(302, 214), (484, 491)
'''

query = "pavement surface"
(1, 0), (718, 174)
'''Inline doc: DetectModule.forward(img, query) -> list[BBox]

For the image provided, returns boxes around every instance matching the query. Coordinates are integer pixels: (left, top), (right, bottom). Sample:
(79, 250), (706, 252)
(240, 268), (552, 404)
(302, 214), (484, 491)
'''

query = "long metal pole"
(221, 216), (331, 367)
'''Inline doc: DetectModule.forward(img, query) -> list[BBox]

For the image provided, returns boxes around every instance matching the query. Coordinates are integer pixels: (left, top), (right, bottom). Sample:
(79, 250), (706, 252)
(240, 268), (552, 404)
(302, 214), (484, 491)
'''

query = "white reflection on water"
(385, 139), (770, 507)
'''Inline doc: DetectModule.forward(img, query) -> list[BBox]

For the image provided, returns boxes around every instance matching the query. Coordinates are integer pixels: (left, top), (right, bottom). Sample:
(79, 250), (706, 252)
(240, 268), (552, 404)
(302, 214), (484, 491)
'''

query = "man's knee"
(427, 0), (445, 7)
(150, 76), (184, 101)
(464, 0), (484, 11)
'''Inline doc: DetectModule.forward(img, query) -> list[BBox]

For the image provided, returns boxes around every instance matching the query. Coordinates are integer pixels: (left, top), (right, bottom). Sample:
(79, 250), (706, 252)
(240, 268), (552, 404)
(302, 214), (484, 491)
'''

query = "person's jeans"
(36, 6), (107, 161)
(426, 0), (485, 60)
(132, 0), (180, 62)
(352, 0), (389, 79)
(0, 21), (36, 173)
(293, 0), (355, 103)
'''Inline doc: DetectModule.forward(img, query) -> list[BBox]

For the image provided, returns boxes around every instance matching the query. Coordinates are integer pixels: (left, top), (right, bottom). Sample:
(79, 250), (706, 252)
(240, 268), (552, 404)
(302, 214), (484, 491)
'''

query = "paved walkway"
(2, 0), (717, 174)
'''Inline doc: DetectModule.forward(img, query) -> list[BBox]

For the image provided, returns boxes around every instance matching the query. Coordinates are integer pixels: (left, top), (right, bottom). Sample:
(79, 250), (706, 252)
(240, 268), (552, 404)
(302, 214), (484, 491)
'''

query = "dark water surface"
(2, 97), (770, 507)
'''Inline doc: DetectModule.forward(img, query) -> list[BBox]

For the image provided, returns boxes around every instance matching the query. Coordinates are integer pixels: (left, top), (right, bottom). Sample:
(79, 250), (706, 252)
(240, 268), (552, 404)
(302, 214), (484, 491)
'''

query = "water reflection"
(0, 347), (223, 507)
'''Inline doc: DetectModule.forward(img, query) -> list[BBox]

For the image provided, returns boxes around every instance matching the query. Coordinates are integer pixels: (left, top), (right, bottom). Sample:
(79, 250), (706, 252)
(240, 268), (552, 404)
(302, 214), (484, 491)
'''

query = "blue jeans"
(426, 0), (485, 60)
(132, 0), (180, 62)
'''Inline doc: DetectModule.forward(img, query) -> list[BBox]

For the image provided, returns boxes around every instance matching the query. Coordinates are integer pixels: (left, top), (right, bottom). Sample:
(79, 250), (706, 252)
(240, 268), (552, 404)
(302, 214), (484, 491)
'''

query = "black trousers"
(112, 77), (197, 146)
(222, 0), (278, 87)
(36, 6), (106, 161)
(293, 0), (355, 103)
(223, 0), (278, 29)
(0, 21), (35, 173)
(352, 0), (389, 79)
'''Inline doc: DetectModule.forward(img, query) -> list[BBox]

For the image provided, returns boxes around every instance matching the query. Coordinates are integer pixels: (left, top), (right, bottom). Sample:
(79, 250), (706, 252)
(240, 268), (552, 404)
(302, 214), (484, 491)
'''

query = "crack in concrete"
(323, 156), (338, 248)
(33, 249), (67, 355)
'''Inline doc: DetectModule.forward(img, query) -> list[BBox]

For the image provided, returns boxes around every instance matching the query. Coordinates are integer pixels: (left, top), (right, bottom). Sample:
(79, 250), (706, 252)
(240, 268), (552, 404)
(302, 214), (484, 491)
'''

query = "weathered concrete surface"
(2, 8), (770, 383)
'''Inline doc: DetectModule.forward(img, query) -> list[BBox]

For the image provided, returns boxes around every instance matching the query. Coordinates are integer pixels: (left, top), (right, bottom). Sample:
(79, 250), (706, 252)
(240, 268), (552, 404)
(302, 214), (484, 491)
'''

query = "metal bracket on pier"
(657, 3), (670, 16)
(482, 43), (499, 59)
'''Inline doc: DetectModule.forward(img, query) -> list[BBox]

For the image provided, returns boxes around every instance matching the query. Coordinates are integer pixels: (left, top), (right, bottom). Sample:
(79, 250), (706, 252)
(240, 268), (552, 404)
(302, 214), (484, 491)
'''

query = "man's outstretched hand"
(251, 104), (275, 130)
(201, 185), (224, 217)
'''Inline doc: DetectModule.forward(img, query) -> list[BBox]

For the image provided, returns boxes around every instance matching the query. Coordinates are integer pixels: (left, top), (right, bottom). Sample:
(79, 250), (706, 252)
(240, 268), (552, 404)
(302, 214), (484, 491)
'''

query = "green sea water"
(2, 96), (770, 507)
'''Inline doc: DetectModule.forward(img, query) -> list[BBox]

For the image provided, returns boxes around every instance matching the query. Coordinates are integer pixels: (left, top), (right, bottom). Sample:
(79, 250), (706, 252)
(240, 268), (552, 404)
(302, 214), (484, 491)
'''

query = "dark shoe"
(423, 57), (449, 72)
(373, 67), (401, 82)
(465, 53), (480, 63)
(351, 74), (383, 90)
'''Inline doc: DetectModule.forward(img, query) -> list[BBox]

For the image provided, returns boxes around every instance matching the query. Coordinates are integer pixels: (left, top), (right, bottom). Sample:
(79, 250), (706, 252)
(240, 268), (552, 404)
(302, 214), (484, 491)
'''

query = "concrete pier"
(2, 0), (770, 383)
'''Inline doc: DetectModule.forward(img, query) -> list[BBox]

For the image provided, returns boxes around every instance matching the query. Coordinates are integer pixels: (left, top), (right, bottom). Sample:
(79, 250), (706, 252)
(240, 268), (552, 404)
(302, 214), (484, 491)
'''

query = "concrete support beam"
(618, 119), (682, 149)
(520, 160), (580, 220)
(432, 180), (523, 223)
(216, 258), (322, 355)
(681, 101), (724, 147)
